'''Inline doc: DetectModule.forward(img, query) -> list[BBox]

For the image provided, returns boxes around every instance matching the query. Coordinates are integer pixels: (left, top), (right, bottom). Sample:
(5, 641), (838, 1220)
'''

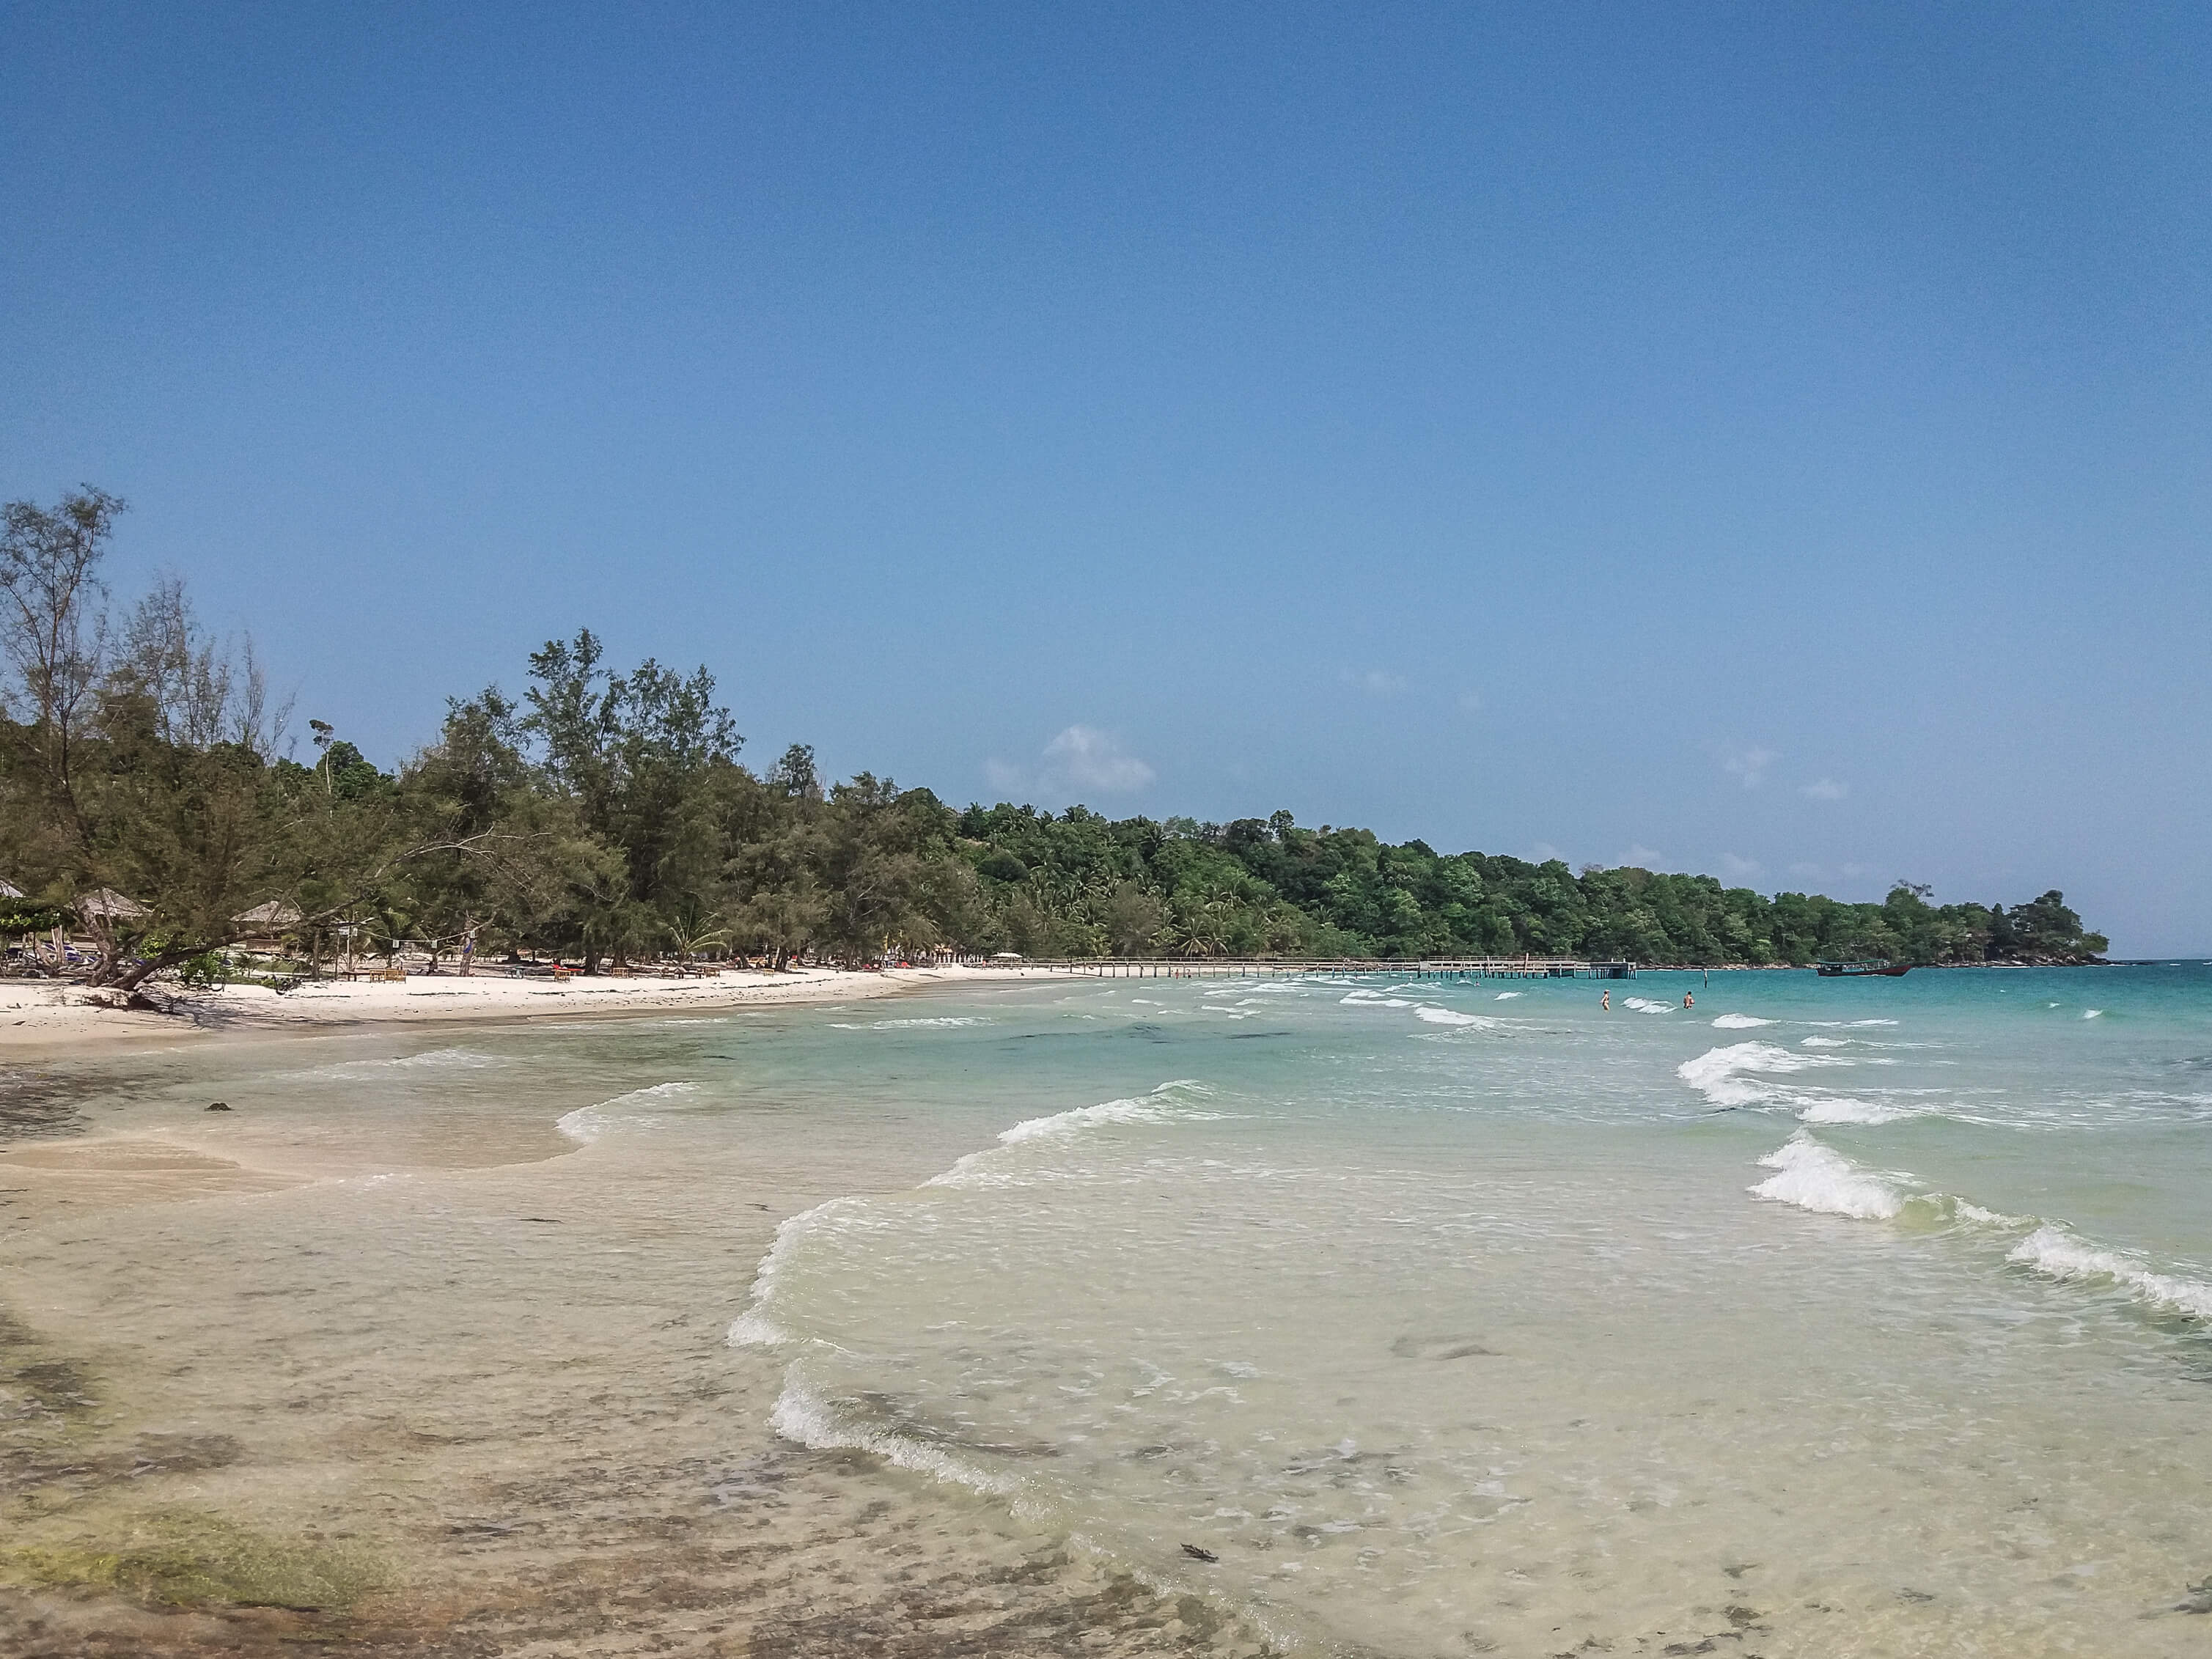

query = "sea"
(11, 963), (2212, 1655)
(722, 964), (2212, 1655)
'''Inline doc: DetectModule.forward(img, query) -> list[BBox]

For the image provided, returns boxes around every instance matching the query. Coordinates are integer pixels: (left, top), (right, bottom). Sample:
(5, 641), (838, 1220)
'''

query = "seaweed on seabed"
(0, 1067), (96, 1140)
(0, 1507), (385, 1615)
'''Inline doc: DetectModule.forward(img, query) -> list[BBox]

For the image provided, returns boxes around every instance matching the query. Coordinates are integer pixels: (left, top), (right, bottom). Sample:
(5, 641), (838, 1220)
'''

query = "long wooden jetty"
(973, 957), (1636, 979)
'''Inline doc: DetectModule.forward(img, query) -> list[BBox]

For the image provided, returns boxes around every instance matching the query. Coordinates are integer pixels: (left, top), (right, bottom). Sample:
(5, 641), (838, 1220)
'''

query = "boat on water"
(1815, 959), (1911, 977)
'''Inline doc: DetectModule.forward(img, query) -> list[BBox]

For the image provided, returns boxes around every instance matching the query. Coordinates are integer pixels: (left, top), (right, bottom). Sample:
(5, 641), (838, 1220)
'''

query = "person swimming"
(1601, 989), (1610, 1011)
(1683, 991), (1694, 1009)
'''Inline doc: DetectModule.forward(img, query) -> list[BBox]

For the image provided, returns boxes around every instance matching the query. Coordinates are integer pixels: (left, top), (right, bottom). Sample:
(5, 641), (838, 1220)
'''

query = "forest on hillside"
(0, 489), (2110, 987)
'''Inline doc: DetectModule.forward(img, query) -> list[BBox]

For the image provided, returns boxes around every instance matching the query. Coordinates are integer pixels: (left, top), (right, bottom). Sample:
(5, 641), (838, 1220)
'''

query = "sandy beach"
(0, 965), (1002, 1056)
(0, 968), (1252, 1659)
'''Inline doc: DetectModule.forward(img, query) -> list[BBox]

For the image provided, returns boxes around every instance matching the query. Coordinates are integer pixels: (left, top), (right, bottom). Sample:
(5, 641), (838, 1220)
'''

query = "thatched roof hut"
(76, 889), (150, 922)
(233, 900), (304, 933)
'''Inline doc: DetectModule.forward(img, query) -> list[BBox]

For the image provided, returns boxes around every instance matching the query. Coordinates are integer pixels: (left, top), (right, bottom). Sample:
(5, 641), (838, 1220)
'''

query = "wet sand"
(0, 998), (1257, 1658)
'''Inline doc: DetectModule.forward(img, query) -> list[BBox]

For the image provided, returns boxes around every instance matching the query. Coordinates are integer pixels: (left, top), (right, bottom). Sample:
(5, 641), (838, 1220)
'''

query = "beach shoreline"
(0, 963), (1029, 1060)
(0, 968), (1246, 1659)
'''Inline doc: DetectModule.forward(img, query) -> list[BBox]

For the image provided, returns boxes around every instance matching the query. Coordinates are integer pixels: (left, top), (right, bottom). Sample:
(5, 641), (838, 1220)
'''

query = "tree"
(521, 629), (744, 965)
(0, 488), (125, 871)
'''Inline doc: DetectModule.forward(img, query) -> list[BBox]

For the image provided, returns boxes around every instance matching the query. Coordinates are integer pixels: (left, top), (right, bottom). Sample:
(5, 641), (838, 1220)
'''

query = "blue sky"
(4, 3), (2208, 952)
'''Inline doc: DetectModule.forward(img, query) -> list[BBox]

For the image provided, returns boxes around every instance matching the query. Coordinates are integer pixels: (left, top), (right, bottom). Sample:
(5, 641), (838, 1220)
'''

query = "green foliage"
(943, 809), (2108, 965)
(0, 484), (2112, 975)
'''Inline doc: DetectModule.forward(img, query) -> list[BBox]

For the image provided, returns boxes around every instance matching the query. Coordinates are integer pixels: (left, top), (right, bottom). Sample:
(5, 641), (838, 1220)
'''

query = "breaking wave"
(279, 1046), (506, 1082)
(2007, 1226), (2212, 1323)
(1749, 1132), (1908, 1219)
(1414, 1007), (1507, 1030)
(765, 1374), (1017, 1496)
(556, 1080), (700, 1144)
(1711, 1013), (1776, 1029)
(1620, 996), (1674, 1014)
(992, 1079), (1217, 1148)
(1678, 1041), (1833, 1108)
(829, 1015), (994, 1030)
(733, 1081), (1223, 1346)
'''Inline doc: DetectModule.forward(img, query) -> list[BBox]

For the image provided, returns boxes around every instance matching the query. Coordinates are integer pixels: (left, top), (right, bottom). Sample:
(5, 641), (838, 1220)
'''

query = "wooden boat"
(1815, 960), (1911, 977)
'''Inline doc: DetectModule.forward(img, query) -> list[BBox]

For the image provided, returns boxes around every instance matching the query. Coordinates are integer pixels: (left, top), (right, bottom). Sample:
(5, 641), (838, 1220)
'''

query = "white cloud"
(1341, 668), (1408, 696)
(1622, 844), (1667, 869)
(984, 725), (1156, 801)
(1787, 861), (1823, 879)
(1800, 778), (1848, 801)
(1716, 745), (1779, 789)
(1043, 725), (1155, 794)
(1721, 852), (1763, 880)
(1531, 842), (1568, 864)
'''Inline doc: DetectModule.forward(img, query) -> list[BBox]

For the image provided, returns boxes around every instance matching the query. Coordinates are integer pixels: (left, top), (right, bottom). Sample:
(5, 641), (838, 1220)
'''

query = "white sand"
(0, 964), (1015, 1054)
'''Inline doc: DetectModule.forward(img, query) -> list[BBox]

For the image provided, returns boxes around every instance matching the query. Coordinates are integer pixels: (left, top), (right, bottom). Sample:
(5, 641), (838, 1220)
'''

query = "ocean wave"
(1749, 1132), (1908, 1219)
(2007, 1226), (2212, 1322)
(279, 1046), (507, 1082)
(1414, 1007), (1507, 1029)
(1340, 993), (1415, 1008)
(1493, 991), (1522, 1000)
(996, 1080), (1215, 1146)
(1711, 1013), (1775, 1029)
(1793, 1096), (1924, 1125)
(923, 1081), (1225, 1188)
(556, 1080), (700, 1144)
(2083, 1009), (2104, 1020)
(1620, 996), (1674, 1014)
(1678, 1041), (1833, 1108)
(728, 1194), (869, 1347)
(828, 1016), (994, 1030)
(766, 1375), (1016, 1496)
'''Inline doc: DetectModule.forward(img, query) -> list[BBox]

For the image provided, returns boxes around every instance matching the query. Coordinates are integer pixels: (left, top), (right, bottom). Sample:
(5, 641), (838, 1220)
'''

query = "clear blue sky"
(5, 3), (2208, 952)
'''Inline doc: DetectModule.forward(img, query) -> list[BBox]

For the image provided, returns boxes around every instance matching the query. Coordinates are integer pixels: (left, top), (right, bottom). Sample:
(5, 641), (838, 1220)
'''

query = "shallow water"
(7, 966), (2211, 1655)
(726, 965), (2212, 1655)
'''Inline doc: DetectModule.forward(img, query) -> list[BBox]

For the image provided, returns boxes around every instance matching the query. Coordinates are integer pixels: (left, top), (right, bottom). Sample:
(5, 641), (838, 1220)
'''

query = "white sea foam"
(556, 1080), (700, 1144)
(1749, 1133), (1908, 1219)
(828, 1016), (993, 1030)
(1794, 1096), (1921, 1125)
(281, 1046), (506, 1082)
(925, 1081), (1223, 1188)
(2008, 1226), (2212, 1322)
(1493, 991), (1522, 1000)
(1414, 1007), (1504, 1029)
(1711, 1013), (1776, 1029)
(727, 1193), (870, 1347)
(1620, 996), (1674, 1014)
(1678, 1041), (1828, 1108)
(2083, 1009), (2104, 1020)
(996, 1079), (1214, 1146)
(1341, 993), (1414, 1007)
(1947, 1199), (2029, 1228)
(767, 1375), (1015, 1496)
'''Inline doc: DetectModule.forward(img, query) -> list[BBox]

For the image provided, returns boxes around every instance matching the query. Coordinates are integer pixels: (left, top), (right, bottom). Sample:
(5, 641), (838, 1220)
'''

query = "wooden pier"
(977, 957), (1636, 979)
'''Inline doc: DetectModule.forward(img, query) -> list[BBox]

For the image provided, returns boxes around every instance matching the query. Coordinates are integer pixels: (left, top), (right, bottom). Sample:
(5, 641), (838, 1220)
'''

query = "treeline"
(0, 488), (2108, 987)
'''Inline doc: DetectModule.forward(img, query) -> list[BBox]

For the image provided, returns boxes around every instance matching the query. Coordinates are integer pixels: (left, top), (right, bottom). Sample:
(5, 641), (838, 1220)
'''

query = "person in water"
(1683, 991), (1694, 1009)
(1601, 989), (1610, 1012)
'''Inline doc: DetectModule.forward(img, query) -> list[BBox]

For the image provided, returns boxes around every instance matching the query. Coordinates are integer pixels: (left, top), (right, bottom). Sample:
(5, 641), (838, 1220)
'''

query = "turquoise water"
(720, 965), (2212, 1655)
(15, 965), (2210, 1654)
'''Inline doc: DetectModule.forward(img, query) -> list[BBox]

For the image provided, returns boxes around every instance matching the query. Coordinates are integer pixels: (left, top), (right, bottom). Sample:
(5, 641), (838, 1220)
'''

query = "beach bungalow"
(232, 900), (304, 947)
(75, 889), (150, 924)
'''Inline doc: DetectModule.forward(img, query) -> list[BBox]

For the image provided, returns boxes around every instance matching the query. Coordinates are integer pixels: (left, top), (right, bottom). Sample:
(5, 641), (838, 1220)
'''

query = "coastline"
(0, 964), (1016, 1059)
(0, 970), (1247, 1658)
